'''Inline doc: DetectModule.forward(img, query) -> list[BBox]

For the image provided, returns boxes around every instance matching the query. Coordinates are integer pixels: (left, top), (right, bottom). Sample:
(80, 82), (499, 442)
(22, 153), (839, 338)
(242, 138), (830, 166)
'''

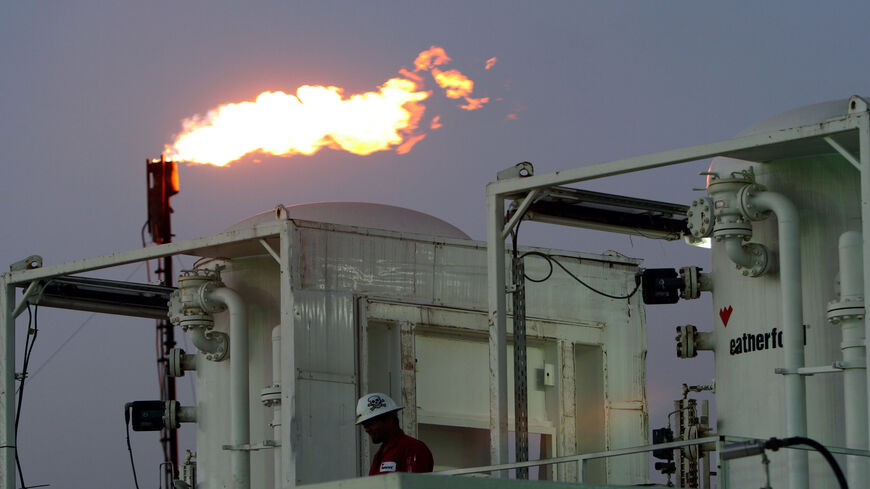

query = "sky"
(3, 1), (870, 487)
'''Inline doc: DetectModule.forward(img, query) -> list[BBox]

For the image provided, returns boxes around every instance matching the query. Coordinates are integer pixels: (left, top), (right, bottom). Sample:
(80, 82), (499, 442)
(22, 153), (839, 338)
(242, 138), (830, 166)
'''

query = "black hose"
(765, 436), (847, 489)
(124, 404), (141, 489)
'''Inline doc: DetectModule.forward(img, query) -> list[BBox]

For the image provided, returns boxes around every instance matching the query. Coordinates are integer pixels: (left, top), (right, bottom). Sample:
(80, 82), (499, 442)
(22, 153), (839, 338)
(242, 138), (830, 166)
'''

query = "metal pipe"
(723, 237), (755, 268)
(188, 326), (226, 358)
(271, 325), (282, 489)
(836, 231), (868, 486)
(207, 287), (249, 489)
(745, 190), (808, 489)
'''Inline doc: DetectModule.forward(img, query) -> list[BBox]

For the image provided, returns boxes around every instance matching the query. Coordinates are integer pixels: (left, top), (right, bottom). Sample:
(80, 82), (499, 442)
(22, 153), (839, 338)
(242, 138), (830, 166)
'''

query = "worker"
(356, 393), (434, 475)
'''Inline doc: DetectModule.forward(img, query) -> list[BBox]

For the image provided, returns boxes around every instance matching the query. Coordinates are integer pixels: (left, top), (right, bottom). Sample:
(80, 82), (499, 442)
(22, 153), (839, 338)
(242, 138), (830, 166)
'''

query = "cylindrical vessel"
(710, 99), (862, 488)
(193, 255), (280, 489)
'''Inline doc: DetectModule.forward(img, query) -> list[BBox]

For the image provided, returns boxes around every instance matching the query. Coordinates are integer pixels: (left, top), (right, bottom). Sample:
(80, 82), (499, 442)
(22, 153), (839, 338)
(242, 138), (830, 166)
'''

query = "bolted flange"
(737, 183), (771, 221)
(736, 242), (768, 277)
(827, 296), (866, 324)
(686, 198), (714, 239)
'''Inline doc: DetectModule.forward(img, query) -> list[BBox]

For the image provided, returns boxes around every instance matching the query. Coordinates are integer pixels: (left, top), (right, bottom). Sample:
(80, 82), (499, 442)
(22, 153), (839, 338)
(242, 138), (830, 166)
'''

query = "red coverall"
(369, 431), (434, 475)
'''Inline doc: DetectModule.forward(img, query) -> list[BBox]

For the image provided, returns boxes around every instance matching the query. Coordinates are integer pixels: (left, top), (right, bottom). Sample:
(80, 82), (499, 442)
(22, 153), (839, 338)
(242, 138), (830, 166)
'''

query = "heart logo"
(719, 306), (733, 327)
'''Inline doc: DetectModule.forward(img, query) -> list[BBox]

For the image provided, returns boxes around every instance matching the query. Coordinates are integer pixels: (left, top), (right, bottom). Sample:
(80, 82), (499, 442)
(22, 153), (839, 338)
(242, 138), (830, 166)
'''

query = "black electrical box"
(641, 268), (682, 305)
(652, 427), (674, 461)
(129, 400), (165, 432)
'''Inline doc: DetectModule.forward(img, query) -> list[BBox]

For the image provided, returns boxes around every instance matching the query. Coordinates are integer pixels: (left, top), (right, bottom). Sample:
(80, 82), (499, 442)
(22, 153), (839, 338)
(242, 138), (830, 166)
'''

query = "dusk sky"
(3, 2), (870, 486)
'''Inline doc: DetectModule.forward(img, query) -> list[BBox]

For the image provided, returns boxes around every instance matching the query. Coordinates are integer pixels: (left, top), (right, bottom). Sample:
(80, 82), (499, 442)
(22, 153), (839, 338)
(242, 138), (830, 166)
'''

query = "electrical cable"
(508, 201), (639, 300)
(124, 404), (142, 489)
(765, 436), (847, 489)
(142, 220), (153, 282)
(14, 304), (34, 489)
(520, 251), (640, 299)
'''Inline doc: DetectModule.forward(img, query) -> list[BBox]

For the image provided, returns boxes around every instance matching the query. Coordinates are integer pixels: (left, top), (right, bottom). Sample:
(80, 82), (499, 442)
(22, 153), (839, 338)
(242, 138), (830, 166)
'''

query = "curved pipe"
(746, 190), (808, 489)
(189, 327), (226, 358)
(207, 287), (250, 489)
(723, 238), (755, 268)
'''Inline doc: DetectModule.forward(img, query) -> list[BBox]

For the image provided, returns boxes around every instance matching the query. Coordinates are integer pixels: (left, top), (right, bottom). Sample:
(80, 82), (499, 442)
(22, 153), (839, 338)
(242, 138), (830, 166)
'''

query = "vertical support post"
(399, 322), (417, 438)
(357, 300), (371, 476)
(0, 278), (15, 489)
(718, 438), (730, 489)
(557, 341), (577, 482)
(487, 190), (508, 471)
(279, 221), (298, 487)
(860, 114), (870, 466)
(576, 457), (586, 483)
(512, 254), (528, 479)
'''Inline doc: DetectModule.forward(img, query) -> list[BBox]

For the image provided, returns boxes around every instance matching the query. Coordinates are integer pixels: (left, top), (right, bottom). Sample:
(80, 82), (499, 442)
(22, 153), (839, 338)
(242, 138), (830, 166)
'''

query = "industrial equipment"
(7, 95), (870, 489)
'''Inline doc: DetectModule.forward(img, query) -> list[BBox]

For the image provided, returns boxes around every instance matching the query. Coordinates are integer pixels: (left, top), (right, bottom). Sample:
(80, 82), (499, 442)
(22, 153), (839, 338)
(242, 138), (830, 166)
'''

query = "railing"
(717, 435), (870, 489)
(437, 436), (718, 483)
(438, 435), (870, 488)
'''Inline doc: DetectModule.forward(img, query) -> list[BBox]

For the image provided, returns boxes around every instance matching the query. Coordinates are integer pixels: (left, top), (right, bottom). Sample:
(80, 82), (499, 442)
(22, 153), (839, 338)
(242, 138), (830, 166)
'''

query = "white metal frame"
(0, 220), (290, 489)
(485, 95), (870, 486)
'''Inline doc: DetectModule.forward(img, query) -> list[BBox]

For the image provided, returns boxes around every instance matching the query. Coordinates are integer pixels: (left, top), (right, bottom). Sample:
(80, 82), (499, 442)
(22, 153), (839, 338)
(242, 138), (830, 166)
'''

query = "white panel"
(294, 290), (355, 377)
(416, 332), (556, 430)
(291, 290), (357, 485)
(603, 408), (648, 485)
(295, 378), (358, 484)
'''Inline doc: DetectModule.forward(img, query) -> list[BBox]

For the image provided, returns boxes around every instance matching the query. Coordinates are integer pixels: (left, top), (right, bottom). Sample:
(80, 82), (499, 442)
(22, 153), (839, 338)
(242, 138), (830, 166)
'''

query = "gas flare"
(165, 46), (490, 166)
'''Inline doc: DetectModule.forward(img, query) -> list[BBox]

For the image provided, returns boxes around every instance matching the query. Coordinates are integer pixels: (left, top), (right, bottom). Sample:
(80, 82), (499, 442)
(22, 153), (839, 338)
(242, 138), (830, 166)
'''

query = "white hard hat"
(356, 393), (403, 425)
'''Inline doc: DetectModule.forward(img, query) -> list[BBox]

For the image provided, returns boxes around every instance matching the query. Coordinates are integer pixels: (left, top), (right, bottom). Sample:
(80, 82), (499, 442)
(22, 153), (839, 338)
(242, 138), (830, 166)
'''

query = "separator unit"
(487, 95), (870, 489)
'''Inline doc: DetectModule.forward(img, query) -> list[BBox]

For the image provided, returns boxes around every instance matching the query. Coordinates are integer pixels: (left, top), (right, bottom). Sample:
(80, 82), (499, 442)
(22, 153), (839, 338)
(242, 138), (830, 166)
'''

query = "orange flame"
(485, 57), (497, 70)
(414, 46), (451, 71)
(165, 46), (489, 166)
(431, 69), (489, 111)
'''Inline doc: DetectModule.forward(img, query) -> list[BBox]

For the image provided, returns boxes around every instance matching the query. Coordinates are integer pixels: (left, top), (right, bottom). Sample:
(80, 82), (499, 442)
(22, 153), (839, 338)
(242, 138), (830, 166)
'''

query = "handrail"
(436, 436), (719, 482)
(437, 436), (870, 485)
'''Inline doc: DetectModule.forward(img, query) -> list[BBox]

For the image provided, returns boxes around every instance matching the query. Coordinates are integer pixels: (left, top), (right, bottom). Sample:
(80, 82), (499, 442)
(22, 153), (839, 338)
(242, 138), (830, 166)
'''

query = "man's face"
(362, 415), (391, 444)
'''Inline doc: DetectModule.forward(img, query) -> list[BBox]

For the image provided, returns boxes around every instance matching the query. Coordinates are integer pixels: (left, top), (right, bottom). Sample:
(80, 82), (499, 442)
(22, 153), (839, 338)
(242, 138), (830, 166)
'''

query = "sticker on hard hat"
(368, 397), (387, 411)
(380, 461), (397, 472)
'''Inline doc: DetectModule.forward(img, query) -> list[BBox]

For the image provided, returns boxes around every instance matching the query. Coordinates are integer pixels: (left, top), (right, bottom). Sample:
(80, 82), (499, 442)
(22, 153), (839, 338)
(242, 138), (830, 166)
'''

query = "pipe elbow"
(724, 238), (754, 268)
(748, 191), (799, 227)
(723, 238), (768, 277)
(207, 287), (246, 318)
(189, 327), (228, 361)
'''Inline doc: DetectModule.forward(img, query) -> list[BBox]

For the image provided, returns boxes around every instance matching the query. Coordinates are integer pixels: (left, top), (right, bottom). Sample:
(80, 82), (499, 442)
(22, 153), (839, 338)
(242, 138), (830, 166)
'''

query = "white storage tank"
(177, 202), (649, 487)
(708, 100), (863, 488)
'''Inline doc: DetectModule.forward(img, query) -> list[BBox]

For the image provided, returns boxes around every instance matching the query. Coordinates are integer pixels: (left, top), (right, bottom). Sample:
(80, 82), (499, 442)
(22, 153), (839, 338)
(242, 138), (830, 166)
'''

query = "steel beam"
(487, 114), (862, 198)
(860, 112), (870, 470)
(278, 221), (297, 487)
(1, 278), (15, 489)
(486, 192), (508, 472)
(6, 221), (285, 285)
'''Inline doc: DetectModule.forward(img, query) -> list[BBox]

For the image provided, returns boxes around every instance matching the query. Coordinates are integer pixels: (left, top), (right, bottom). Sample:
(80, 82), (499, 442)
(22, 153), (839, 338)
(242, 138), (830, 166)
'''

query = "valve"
(168, 268), (230, 361)
(168, 348), (197, 377)
(127, 400), (196, 431)
(641, 267), (712, 304)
